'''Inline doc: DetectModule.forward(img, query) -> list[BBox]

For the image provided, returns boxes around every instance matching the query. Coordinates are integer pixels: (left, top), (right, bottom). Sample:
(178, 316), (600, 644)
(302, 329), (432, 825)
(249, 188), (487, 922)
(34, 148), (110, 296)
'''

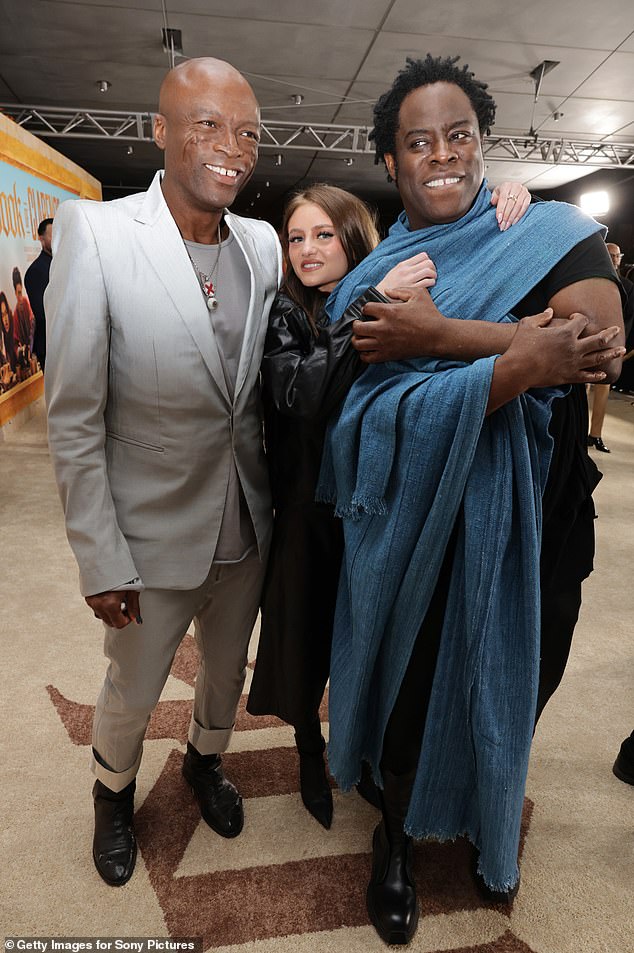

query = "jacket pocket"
(106, 431), (164, 453)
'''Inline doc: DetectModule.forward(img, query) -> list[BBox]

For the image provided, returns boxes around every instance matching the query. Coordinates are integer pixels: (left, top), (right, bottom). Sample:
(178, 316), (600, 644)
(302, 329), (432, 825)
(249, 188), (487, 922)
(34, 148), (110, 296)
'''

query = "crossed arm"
(353, 278), (625, 413)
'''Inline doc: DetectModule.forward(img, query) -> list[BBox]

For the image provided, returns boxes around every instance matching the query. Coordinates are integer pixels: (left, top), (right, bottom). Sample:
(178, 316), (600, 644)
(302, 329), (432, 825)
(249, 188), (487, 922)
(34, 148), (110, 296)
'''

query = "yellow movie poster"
(0, 113), (100, 403)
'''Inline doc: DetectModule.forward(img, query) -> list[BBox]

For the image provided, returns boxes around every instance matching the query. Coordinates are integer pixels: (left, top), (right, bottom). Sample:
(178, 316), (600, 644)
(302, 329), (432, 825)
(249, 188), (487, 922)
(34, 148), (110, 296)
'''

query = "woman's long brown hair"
(280, 184), (380, 328)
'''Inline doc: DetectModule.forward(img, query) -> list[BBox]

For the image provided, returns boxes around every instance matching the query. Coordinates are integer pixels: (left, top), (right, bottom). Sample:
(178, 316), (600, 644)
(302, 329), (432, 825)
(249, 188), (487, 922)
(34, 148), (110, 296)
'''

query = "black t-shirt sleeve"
(510, 231), (620, 588)
(513, 232), (621, 318)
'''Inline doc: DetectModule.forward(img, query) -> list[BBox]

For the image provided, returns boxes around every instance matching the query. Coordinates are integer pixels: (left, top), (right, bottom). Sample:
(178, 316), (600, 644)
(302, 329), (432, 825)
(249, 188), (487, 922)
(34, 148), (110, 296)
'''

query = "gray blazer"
(45, 171), (282, 596)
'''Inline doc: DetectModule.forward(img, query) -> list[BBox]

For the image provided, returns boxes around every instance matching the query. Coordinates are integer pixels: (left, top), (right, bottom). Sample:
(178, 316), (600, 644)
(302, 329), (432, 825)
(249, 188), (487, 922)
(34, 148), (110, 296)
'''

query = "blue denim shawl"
(318, 184), (603, 890)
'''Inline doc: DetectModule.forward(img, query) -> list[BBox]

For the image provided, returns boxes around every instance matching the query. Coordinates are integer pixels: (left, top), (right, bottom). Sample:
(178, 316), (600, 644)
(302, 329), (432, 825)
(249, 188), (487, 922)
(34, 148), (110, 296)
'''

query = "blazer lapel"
(134, 173), (231, 406)
(227, 213), (262, 402)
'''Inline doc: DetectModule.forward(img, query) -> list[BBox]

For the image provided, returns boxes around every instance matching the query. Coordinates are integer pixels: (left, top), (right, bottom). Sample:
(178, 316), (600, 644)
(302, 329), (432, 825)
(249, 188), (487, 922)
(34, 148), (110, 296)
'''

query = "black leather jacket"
(262, 289), (375, 510)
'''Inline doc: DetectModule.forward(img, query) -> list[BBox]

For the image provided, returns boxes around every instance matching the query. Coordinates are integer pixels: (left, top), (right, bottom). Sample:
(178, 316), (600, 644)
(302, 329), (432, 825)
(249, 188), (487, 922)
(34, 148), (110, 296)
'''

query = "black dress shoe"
(92, 779), (137, 887)
(613, 732), (634, 785)
(294, 721), (332, 829)
(587, 435), (610, 453)
(182, 743), (243, 838)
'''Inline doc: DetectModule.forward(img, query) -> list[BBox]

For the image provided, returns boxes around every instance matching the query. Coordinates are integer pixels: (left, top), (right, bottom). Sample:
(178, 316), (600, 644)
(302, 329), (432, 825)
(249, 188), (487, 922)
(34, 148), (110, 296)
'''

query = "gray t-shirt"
(185, 229), (256, 563)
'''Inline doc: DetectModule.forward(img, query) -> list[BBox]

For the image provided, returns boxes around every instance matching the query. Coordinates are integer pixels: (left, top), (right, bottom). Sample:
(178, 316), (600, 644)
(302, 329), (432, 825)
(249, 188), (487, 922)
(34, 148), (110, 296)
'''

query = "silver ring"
(508, 194), (518, 202)
(120, 601), (127, 612)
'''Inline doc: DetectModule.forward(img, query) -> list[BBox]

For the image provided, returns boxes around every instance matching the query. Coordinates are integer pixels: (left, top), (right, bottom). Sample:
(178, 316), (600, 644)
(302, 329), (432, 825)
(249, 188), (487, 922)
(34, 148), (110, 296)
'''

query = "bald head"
(153, 56), (261, 235)
(158, 57), (258, 117)
(606, 243), (623, 271)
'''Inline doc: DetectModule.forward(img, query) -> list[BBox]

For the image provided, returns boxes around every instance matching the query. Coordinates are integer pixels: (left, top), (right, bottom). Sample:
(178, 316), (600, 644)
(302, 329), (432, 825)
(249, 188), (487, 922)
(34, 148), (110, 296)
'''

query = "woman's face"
(287, 202), (349, 293)
(1, 301), (9, 333)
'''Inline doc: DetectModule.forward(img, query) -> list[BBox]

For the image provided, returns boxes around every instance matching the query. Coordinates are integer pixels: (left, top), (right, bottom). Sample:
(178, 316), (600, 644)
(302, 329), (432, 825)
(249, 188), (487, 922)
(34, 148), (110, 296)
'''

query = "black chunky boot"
(92, 779), (137, 886)
(366, 768), (419, 945)
(182, 742), (243, 837)
(294, 718), (333, 830)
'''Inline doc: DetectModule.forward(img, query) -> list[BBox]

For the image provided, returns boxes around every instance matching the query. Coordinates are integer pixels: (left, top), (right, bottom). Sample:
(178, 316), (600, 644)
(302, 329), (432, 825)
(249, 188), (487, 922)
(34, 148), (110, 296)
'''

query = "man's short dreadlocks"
(370, 55), (497, 179)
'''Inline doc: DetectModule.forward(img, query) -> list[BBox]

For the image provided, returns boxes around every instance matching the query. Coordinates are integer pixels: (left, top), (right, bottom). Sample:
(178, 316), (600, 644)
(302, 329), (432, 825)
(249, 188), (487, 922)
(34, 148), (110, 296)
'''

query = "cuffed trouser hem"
(188, 718), (234, 755)
(90, 748), (142, 792)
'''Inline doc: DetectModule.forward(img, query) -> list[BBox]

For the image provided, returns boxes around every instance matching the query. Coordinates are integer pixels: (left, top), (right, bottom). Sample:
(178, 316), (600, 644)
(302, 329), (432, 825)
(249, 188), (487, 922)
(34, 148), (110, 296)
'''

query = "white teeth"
(302, 263), (321, 269)
(425, 177), (461, 188)
(205, 164), (238, 178)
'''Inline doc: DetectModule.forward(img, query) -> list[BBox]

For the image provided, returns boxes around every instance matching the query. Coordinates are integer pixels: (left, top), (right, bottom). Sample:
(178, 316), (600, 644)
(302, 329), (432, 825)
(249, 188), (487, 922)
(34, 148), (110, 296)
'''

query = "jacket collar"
(133, 172), (262, 406)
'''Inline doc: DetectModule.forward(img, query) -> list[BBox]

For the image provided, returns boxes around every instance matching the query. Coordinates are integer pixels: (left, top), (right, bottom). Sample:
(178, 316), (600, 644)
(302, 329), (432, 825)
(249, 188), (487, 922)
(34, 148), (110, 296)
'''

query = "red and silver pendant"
(203, 281), (218, 310)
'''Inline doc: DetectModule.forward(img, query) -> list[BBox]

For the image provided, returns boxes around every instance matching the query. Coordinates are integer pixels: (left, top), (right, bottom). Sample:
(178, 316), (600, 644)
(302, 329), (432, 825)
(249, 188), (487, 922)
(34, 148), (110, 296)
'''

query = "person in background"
(24, 217), (53, 371)
(1, 291), (18, 391)
(607, 242), (634, 397)
(12, 266), (34, 351)
(586, 241), (633, 450)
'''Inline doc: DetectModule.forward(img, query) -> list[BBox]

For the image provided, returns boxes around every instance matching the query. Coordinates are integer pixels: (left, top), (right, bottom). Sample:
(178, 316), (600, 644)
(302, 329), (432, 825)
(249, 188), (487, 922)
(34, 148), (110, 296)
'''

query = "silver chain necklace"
(185, 224), (222, 311)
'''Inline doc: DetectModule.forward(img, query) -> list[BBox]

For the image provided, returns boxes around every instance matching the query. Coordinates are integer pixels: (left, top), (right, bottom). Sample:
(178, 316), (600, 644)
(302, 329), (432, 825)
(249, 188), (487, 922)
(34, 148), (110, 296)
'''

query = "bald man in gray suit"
(45, 58), (281, 886)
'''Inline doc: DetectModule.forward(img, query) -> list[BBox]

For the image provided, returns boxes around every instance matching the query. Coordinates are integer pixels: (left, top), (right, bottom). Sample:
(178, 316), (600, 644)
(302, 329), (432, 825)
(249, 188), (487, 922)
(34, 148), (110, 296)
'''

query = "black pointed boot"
(92, 779), (137, 886)
(294, 718), (333, 830)
(366, 768), (419, 945)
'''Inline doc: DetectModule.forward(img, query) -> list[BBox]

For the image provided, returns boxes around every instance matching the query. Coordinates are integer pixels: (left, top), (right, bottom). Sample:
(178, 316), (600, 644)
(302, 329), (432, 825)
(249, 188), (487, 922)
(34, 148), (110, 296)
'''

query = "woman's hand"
(490, 182), (531, 231)
(376, 252), (437, 295)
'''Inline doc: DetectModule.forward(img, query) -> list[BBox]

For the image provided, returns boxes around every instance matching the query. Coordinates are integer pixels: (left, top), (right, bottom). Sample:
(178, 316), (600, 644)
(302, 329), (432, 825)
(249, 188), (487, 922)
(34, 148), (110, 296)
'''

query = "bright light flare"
(579, 191), (610, 216)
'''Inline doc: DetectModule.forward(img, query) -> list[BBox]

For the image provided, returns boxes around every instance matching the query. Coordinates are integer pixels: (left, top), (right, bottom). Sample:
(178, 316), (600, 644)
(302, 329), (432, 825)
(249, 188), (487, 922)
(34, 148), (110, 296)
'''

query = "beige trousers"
(91, 551), (265, 792)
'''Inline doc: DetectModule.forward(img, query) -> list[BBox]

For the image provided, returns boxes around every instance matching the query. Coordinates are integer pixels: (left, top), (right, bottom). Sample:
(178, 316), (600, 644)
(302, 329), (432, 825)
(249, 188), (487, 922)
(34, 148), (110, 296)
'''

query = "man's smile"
(423, 176), (463, 189)
(204, 163), (240, 179)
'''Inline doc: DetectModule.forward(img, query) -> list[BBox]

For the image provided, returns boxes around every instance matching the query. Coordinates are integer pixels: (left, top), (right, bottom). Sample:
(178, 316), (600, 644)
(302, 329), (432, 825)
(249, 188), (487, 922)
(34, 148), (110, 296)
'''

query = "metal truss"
(2, 103), (634, 170)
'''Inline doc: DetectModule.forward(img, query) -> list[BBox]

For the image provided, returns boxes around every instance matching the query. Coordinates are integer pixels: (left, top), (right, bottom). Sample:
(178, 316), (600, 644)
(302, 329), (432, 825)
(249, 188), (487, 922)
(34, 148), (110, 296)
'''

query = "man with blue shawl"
(318, 55), (624, 945)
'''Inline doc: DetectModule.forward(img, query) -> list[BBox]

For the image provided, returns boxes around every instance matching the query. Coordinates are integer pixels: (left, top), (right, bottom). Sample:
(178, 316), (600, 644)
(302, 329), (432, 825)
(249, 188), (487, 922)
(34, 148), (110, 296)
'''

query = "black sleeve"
(514, 233), (622, 318)
(262, 288), (385, 421)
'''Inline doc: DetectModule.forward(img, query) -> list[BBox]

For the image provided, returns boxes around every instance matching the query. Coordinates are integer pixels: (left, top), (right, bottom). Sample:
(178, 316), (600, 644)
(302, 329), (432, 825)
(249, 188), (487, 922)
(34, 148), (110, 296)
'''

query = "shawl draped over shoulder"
(317, 182), (603, 891)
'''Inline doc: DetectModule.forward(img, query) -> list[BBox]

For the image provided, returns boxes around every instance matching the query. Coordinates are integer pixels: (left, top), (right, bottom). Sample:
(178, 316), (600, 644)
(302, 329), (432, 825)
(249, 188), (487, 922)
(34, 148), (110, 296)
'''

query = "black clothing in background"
(24, 250), (52, 370)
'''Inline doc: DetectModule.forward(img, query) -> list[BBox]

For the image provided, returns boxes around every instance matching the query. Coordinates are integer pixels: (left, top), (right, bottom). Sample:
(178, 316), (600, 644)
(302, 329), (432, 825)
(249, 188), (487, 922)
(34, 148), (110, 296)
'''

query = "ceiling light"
(344, 158), (354, 166)
(97, 80), (111, 93)
(274, 154), (283, 166)
(291, 94), (304, 106)
(579, 191), (609, 216)
(553, 112), (564, 122)
(126, 146), (134, 156)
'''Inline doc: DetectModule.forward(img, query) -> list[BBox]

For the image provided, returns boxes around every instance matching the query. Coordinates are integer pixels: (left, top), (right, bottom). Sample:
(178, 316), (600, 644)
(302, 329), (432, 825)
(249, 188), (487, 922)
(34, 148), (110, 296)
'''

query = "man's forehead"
(160, 60), (258, 114)
(398, 83), (476, 122)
